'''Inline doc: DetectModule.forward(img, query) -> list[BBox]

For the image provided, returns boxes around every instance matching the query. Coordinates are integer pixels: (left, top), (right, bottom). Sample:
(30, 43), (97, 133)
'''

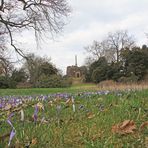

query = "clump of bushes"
(0, 76), (17, 89)
(36, 74), (72, 88)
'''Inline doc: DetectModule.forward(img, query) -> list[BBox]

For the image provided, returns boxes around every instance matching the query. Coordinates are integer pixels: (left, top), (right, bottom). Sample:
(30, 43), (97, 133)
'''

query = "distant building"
(66, 56), (86, 84)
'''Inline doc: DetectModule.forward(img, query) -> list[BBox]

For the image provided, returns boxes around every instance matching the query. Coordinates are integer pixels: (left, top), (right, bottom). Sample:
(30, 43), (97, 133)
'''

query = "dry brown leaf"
(48, 101), (53, 107)
(140, 121), (148, 131)
(37, 102), (44, 110)
(112, 120), (136, 135)
(31, 138), (37, 145)
(145, 137), (148, 148)
(87, 112), (95, 119)
(4, 104), (12, 110)
(66, 98), (72, 105)
(54, 97), (61, 104)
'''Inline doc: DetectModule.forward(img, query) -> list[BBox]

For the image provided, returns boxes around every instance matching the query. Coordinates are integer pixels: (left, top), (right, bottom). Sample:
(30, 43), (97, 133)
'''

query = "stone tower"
(66, 56), (86, 84)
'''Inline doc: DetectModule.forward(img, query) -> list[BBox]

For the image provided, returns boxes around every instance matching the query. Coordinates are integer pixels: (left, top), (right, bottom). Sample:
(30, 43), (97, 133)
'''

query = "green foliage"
(23, 54), (62, 87)
(11, 69), (27, 83)
(118, 74), (139, 83)
(89, 57), (108, 83)
(107, 62), (123, 81)
(121, 47), (148, 80)
(37, 74), (72, 88)
(0, 76), (17, 88)
(89, 57), (108, 74)
(87, 45), (148, 83)
(91, 67), (107, 83)
(0, 76), (9, 88)
(39, 62), (58, 77)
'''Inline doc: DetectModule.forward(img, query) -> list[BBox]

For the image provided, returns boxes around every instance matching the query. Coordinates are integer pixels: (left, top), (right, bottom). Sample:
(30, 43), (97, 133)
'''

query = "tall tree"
(85, 30), (135, 63)
(106, 30), (135, 62)
(23, 53), (58, 87)
(85, 40), (115, 63)
(0, 0), (70, 56)
(89, 57), (108, 83)
(0, 50), (13, 76)
(120, 46), (148, 80)
(85, 40), (105, 60)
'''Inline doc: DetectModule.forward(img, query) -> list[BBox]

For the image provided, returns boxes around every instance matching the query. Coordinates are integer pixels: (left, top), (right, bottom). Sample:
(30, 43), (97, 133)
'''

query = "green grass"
(0, 88), (74, 96)
(0, 84), (97, 96)
(0, 90), (148, 147)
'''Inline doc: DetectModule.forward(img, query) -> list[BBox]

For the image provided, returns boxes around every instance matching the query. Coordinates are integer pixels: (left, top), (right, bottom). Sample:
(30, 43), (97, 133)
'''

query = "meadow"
(0, 84), (148, 147)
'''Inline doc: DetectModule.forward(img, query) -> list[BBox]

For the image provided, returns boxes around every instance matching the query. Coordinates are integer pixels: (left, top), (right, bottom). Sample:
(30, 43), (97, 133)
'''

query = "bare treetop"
(85, 30), (135, 63)
(0, 0), (71, 56)
(107, 30), (135, 62)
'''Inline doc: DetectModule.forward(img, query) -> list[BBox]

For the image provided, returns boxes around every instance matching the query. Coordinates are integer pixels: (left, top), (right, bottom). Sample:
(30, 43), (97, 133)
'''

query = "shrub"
(16, 82), (33, 88)
(0, 76), (9, 88)
(0, 76), (17, 88)
(98, 80), (117, 87)
(37, 74), (72, 88)
(118, 74), (139, 83)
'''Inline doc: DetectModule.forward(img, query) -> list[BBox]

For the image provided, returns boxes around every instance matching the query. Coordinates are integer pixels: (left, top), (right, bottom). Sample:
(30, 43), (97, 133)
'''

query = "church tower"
(66, 55), (86, 84)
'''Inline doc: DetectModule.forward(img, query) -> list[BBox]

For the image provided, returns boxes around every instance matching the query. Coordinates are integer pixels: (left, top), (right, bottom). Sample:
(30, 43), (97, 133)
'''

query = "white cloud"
(12, 0), (148, 74)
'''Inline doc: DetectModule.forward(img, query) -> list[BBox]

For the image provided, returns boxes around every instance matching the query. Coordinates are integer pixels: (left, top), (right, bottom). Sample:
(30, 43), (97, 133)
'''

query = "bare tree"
(84, 40), (115, 63)
(84, 56), (95, 67)
(0, 0), (70, 57)
(0, 50), (14, 76)
(85, 40), (105, 60)
(107, 30), (135, 62)
(85, 30), (135, 63)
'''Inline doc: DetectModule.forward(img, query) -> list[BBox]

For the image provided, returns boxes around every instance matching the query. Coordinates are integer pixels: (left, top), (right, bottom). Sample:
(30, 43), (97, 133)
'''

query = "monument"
(66, 55), (86, 84)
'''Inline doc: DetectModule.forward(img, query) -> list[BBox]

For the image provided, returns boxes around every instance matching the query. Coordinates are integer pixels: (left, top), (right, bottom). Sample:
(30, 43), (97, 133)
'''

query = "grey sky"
(16, 0), (148, 74)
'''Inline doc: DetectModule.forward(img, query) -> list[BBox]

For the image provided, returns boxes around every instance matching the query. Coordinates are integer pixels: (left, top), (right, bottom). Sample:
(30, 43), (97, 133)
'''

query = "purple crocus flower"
(8, 129), (16, 146)
(7, 119), (13, 128)
(7, 113), (14, 128)
(8, 113), (14, 120)
(33, 105), (38, 122)
(7, 113), (16, 146)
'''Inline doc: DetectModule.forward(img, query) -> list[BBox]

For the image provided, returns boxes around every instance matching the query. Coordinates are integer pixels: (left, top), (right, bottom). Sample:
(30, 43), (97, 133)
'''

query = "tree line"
(0, 1), (148, 87)
(0, 53), (71, 88)
(85, 30), (148, 83)
(0, 0), (71, 88)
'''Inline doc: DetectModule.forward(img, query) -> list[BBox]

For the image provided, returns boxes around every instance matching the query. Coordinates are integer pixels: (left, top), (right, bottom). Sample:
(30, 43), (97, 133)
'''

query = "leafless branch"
(0, 0), (70, 57)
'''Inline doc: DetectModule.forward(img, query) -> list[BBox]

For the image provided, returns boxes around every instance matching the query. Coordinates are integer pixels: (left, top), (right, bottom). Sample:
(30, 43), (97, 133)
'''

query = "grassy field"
(0, 82), (148, 96)
(0, 83), (97, 96)
(0, 88), (148, 147)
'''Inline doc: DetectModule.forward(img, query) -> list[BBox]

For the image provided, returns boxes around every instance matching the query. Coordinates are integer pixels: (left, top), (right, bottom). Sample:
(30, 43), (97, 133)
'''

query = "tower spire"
(75, 55), (77, 66)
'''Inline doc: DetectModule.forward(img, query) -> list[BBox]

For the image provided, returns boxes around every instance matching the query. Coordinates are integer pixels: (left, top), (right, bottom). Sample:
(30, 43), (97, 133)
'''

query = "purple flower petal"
(33, 105), (38, 122)
(8, 129), (16, 146)
(7, 119), (14, 129)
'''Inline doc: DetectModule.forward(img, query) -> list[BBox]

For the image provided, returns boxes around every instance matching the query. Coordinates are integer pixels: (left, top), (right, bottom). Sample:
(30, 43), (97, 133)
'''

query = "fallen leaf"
(37, 102), (44, 110)
(31, 138), (37, 145)
(54, 97), (61, 104)
(40, 117), (48, 124)
(140, 121), (148, 131)
(112, 120), (136, 135)
(87, 112), (95, 119)
(4, 104), (12, 110)
(145, 137), (148, 148)
(48, 101), (53, 107)
(66, 98), (72, 105)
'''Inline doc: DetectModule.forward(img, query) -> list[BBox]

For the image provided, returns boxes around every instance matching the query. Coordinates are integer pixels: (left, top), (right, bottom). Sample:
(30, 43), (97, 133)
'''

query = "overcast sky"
(16, 0), (148, 74)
